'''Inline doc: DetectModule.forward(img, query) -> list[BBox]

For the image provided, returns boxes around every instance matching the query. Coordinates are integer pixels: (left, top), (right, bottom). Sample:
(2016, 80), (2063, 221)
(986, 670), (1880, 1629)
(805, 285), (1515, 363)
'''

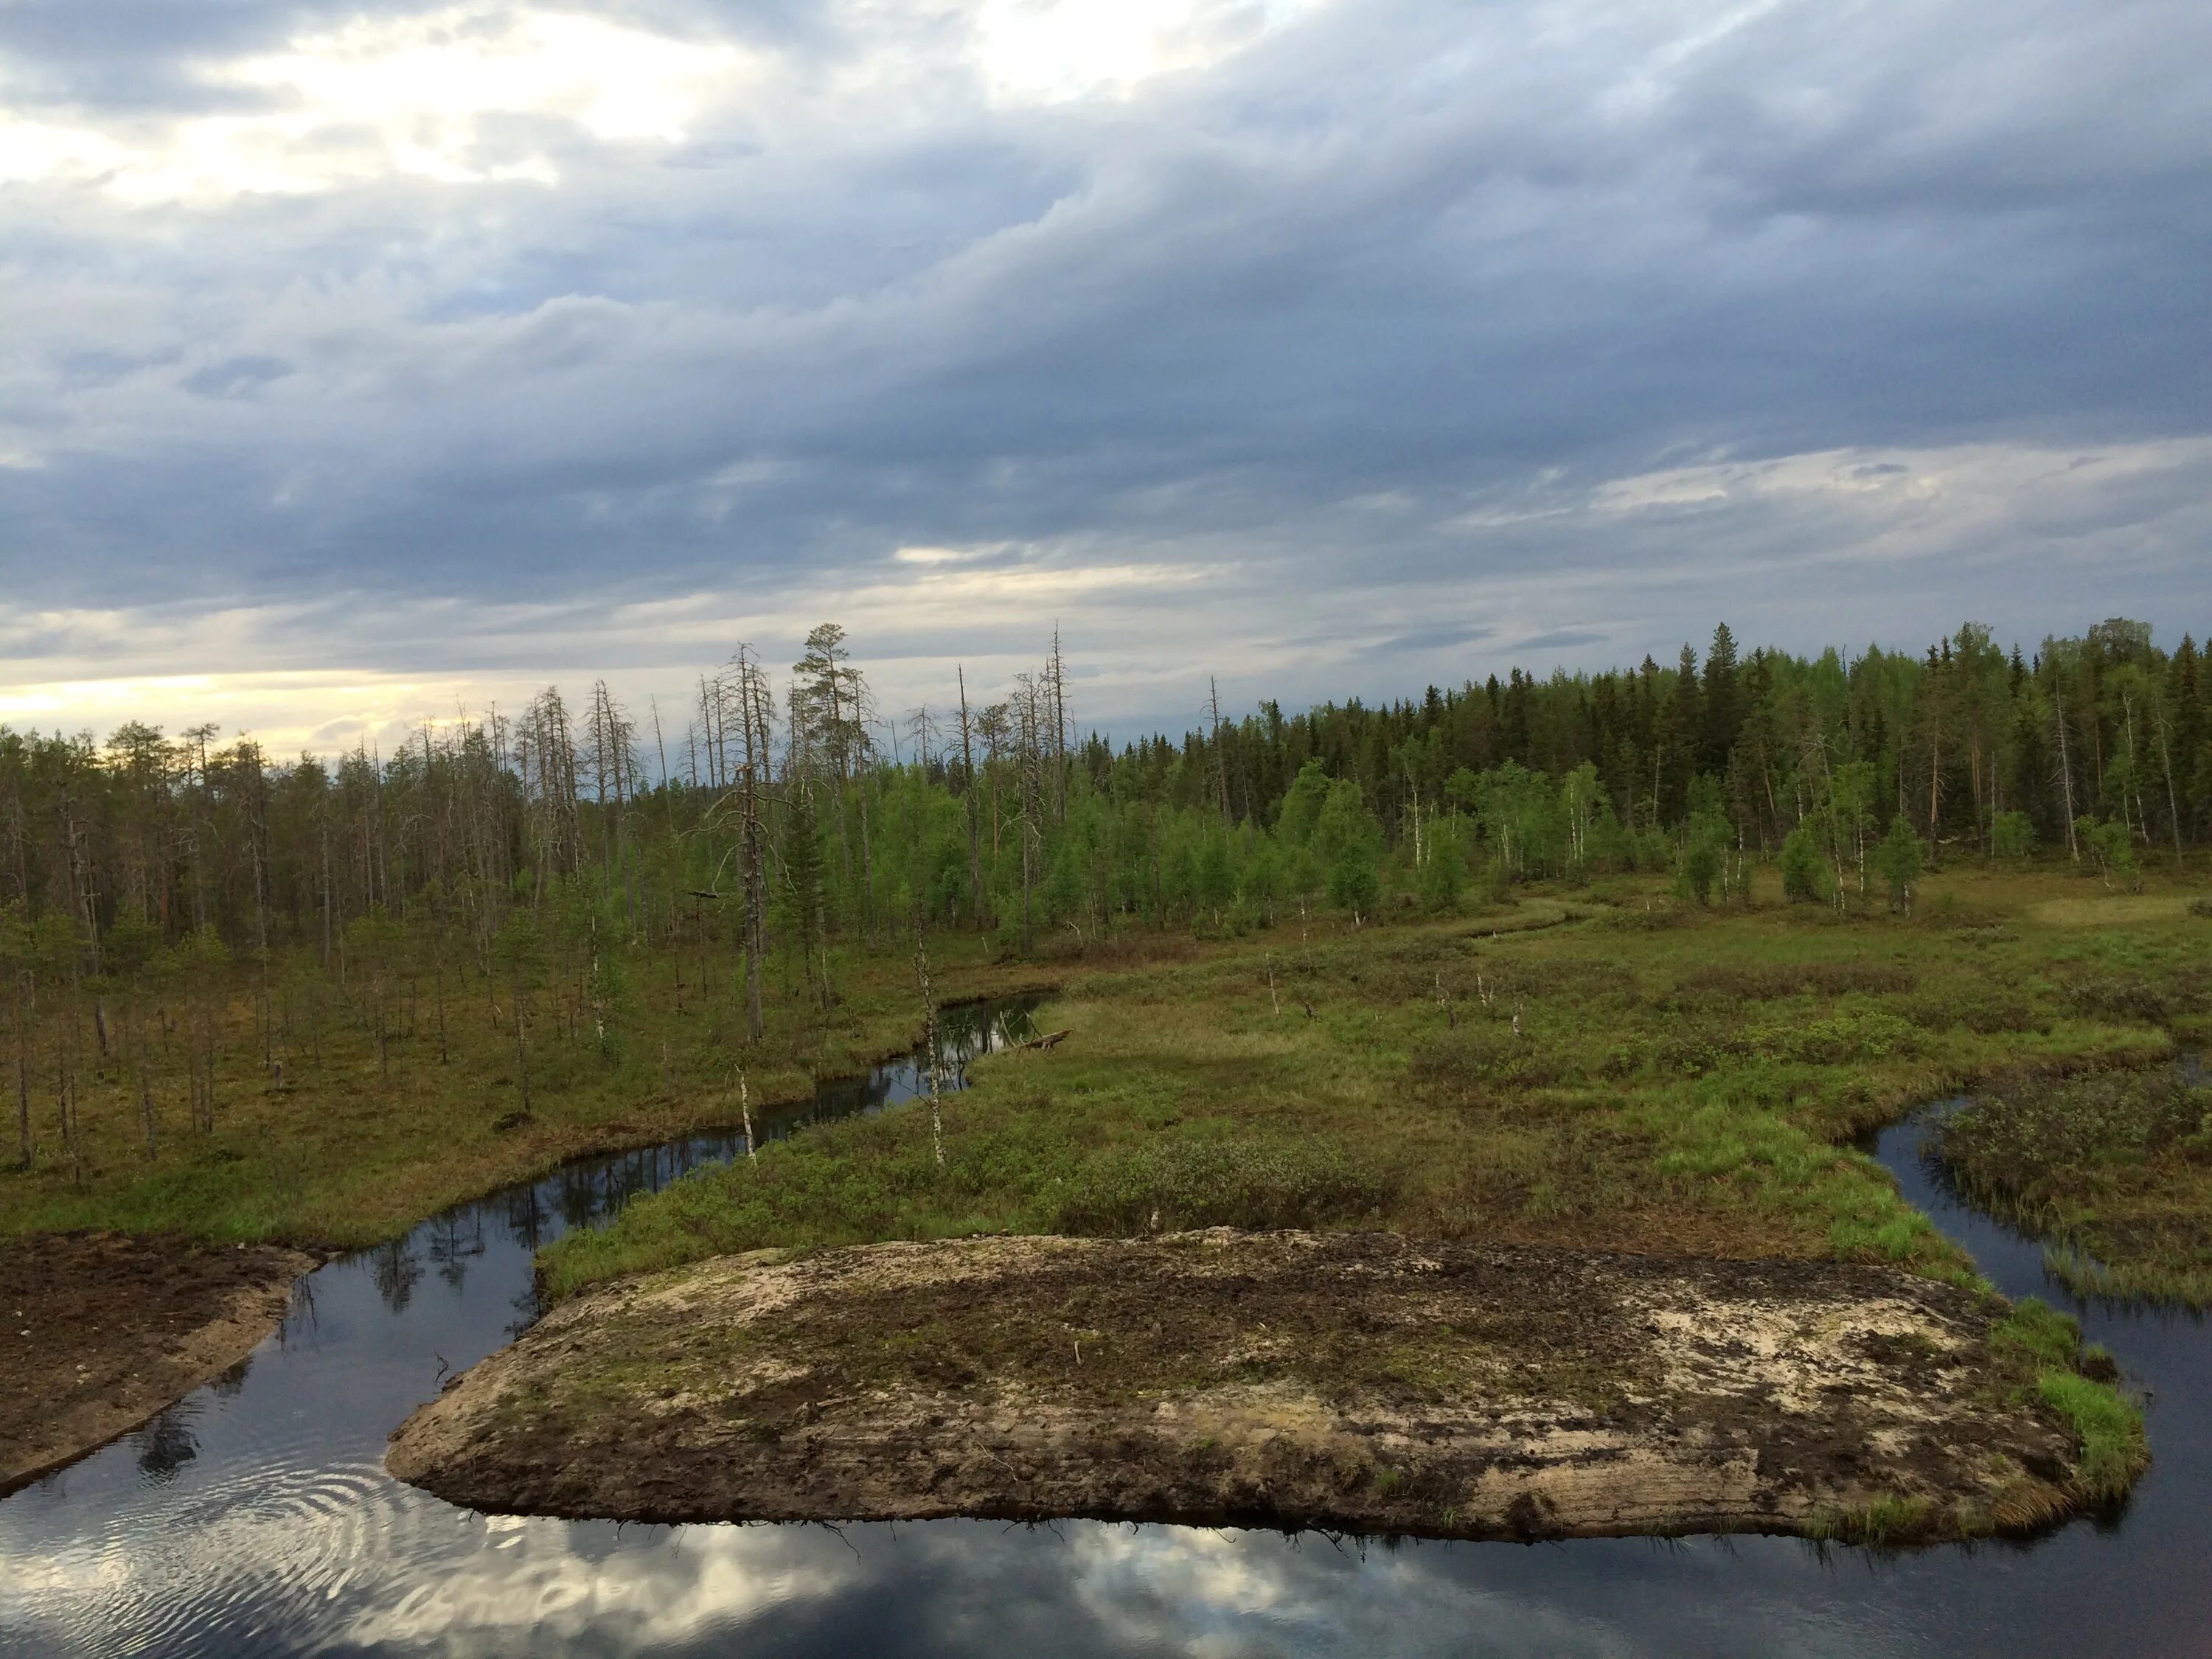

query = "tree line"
(4, 613), (2206, 955)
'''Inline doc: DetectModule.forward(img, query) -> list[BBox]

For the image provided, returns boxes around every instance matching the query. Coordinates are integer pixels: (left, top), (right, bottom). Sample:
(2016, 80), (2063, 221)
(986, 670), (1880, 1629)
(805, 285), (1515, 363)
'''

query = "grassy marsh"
(541, 865), (2199, 1298)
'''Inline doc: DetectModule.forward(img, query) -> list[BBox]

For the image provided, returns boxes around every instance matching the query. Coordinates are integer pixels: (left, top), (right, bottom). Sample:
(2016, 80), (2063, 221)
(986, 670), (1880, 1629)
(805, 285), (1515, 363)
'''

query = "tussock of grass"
(2037, 1371), (2149, 1503)
(1804, 1494), (1935, 1546)
(1989, 1296), (2149, 1506)
(2044, 1245), (2212, 1312)
(1991, 1296), (2083, 1369)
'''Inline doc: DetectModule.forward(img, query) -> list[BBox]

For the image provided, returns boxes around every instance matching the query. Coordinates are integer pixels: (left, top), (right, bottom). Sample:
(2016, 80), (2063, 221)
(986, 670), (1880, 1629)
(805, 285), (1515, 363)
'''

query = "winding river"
(4, 1012), (2207, 1658)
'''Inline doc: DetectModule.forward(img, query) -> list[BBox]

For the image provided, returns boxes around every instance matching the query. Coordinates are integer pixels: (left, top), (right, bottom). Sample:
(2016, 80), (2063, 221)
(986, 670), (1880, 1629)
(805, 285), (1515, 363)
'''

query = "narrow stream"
(4, 1037), (2208, 1658)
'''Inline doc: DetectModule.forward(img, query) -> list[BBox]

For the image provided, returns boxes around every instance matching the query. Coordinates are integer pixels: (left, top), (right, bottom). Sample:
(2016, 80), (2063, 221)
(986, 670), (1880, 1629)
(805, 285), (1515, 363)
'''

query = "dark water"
(5, 1046), (2210, 1658)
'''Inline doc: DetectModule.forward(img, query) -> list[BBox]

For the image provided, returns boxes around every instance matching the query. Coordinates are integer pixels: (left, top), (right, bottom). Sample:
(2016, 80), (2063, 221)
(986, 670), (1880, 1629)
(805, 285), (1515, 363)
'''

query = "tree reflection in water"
(131, 1407), (198, 1484)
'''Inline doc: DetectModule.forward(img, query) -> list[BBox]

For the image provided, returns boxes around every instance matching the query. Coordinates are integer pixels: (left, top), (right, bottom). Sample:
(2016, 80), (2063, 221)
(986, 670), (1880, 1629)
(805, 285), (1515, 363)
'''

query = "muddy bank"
(2, 1231), (316, 1495)
(389, 1231), (2100, 1541)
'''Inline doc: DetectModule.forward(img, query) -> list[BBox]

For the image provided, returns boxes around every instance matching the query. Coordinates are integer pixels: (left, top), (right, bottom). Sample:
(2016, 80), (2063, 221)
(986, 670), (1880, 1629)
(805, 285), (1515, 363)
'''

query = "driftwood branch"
(1018, 1029), (1072, 1051)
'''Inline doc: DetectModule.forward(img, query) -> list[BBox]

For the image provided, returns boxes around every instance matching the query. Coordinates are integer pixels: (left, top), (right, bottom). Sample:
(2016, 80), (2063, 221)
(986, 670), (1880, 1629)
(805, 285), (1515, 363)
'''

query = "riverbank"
(389, 1229), (2121, 1543)
(1, 1231), (316, 1496)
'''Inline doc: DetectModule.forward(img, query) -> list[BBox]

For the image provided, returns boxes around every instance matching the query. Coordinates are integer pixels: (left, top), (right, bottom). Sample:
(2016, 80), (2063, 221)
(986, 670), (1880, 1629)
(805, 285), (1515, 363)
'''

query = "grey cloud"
(1376, 626), (1495, 653)
(1512, 630), (1604, 653)
(183, 355), (293, 398)
(0, 0), (2207, 727)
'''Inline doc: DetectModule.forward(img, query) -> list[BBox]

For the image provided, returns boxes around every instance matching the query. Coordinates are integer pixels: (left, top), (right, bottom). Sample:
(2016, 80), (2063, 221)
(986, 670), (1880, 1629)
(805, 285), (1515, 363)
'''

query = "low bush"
(2061, 975), (2171, 1023)
(1942, 1071), (2210, 1204)
(1051, 1140), (1396, 1235)
(1408, 1029), (1568, 1092)
(1901, 993), (2042, 1034)
(1666, 961), (1915, 1005)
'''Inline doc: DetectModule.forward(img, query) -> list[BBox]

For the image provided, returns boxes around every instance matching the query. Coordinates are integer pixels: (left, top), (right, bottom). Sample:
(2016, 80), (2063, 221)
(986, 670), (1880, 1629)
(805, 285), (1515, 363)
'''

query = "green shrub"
(1669, 961), (1914, 1004)
(1871, 817), (1924, 913)
(2061, 976), (2169, 1023)
(1940, 1072), (2211, 1207)
(1991, 810), (2034, 858)
(2075, 816), (2140, 890)
(1408, 1029), (1565, 1091)
(1778, 824), (1830, 904)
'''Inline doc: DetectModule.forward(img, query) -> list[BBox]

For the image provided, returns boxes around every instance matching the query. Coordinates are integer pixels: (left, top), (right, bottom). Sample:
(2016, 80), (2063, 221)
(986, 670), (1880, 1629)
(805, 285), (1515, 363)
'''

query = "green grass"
(1804, 1494), (1936, 1547)
(2045, 1246), (2212, 1309)
(542, 864), (2201, 1298)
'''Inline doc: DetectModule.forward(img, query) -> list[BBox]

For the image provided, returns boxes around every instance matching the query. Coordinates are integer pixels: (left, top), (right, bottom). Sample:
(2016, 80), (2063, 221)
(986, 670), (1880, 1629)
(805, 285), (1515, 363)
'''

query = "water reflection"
(131, 1411), (198, 1485)
(4, 1015), (2209, 1658)
(428, 1214), (486, 1293)
(371, 1237), (424, 1315)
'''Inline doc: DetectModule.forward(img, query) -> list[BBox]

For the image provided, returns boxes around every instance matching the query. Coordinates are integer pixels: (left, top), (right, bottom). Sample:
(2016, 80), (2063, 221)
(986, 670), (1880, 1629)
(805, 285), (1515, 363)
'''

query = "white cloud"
(972, 0), (1329, 102)
(1, 5), (752, 200)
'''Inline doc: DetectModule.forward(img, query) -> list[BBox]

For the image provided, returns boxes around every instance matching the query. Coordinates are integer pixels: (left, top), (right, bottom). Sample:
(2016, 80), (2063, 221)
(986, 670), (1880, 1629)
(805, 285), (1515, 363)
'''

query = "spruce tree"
(1701, 622), (1742, 774)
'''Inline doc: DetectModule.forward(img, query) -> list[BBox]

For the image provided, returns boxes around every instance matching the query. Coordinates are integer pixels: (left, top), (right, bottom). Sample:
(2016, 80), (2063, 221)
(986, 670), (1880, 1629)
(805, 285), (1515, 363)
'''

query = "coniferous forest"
(3, 618), (2204, 993)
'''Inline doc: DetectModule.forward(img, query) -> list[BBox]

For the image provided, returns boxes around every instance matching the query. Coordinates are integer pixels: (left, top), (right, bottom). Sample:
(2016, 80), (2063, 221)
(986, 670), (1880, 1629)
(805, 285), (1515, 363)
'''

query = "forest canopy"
(1, 617), (2205, 986)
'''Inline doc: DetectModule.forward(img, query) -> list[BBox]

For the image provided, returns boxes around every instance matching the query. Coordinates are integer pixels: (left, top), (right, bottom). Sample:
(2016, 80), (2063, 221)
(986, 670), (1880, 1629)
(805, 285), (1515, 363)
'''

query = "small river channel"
(4, 1020), (2208, 1658)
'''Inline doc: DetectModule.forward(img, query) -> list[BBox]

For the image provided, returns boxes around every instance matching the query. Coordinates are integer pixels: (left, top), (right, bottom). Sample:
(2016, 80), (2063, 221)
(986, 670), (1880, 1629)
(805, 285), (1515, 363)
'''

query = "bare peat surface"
(389, 1230), (2079, 1541)
(1, 1231), (316, 1495)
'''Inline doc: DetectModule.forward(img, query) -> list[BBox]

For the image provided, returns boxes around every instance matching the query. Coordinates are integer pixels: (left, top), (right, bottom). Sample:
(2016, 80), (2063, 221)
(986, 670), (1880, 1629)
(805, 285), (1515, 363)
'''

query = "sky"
(1, 0), (2208, 757)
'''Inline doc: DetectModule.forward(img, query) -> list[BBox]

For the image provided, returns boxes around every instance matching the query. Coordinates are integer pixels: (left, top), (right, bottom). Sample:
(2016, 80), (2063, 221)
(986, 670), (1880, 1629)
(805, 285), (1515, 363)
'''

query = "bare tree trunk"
(139, 1023), (156, 1161)
(957, 667), (987, 930)
(2055, 686), (2079, 858)
(1049, 625), (1071, 824)
(514, 994), (532, 1116)
(2157, 717), (2185, 868)
(915, 939), (944, 1166)
(1208, 675), (1230, 820)
(734, 647), (771, 1043)
(13, 983), (29, 1169)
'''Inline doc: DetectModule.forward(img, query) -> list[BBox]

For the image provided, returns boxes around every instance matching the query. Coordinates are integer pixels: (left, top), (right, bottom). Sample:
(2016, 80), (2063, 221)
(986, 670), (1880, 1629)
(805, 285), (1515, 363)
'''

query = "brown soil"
(389, 1231), (2085, 1541)
(1, 1231), (316, 1495)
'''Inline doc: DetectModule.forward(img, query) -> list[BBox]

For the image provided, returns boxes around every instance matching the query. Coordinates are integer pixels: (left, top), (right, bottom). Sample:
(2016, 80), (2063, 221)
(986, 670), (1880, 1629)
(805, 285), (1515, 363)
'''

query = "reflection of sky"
(5, 1046), (2212, 1656)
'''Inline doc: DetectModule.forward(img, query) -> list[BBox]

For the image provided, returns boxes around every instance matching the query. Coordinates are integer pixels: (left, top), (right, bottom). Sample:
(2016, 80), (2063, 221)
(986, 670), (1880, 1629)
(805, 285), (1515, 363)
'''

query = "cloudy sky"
(2, 0), (2207, 754)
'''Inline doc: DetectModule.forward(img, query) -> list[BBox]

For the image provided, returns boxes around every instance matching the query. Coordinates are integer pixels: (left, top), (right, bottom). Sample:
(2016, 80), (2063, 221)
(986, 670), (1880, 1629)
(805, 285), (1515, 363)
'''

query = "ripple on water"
(14, 1461), (413, 1658)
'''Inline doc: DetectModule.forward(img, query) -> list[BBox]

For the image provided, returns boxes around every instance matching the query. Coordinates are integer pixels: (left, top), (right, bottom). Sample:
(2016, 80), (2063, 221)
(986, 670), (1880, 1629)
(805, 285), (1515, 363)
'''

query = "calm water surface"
(4, 1026), (2208, 1658)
